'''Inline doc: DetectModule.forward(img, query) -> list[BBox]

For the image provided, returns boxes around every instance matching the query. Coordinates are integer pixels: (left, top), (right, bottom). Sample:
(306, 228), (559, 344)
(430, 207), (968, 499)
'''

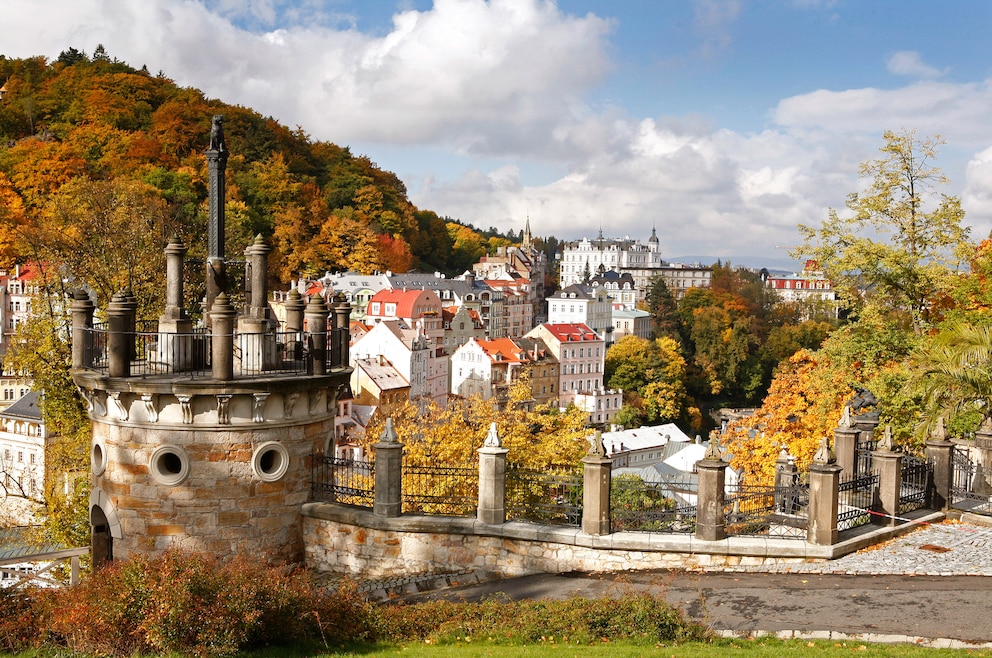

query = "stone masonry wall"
(90, 389), (335, 564)
(302, 505), (823, 580)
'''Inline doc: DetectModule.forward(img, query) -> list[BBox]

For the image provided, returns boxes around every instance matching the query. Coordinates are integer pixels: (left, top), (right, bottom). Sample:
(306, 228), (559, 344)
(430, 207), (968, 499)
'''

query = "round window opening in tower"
(91, 439), (107, 476)
(149, 445), (190, 486)
(252, 442), (289, 482)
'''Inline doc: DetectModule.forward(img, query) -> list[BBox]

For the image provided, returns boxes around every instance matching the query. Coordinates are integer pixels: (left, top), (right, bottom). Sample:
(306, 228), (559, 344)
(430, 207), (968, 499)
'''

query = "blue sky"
(5, 0), (992, 265)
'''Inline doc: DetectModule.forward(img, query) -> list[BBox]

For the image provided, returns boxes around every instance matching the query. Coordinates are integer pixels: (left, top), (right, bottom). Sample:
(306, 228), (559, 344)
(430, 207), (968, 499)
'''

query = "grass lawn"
(237, 638), (992, 657)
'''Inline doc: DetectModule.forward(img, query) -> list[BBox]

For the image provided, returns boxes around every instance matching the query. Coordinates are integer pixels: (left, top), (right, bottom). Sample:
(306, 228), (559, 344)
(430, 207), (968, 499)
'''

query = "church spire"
(523, 215), (532, 249)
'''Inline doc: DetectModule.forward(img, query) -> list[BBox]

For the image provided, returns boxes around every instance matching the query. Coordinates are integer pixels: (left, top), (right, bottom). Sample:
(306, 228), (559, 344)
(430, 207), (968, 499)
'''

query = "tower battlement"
(71, 116), (352, 565)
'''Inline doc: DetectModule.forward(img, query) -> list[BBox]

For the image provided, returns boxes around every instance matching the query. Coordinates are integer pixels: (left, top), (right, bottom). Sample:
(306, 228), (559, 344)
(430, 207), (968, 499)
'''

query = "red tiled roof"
(541, 323), (600, 342)
(368, 288), (440, 319)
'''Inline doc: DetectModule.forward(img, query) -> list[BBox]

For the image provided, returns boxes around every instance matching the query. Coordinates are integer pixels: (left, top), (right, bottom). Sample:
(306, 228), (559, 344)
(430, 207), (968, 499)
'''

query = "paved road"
(395, 521), (992, 647)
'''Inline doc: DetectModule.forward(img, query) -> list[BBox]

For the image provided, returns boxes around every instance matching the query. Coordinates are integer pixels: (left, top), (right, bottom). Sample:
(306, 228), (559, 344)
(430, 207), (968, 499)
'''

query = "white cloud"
(772, 80), (992, 144)
(886, 50), (946, 79)
(2, 0), (991, 260)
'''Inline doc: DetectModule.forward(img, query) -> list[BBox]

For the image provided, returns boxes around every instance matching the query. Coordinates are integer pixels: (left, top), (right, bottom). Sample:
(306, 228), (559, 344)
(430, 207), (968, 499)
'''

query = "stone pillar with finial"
(210, 292), (237, 381)
(305, 295), (330, 376)
(808, 437), (843, 545)
(774, 447), (797, 514)
(871, 425), (902, 527)
(158, 236), (196, 370)
(283, 289), (305, 361)
(71, 289), (95, 370)
(238, 235), (277, 371)
(925, 416), (954, 510)
(477, 422), (509, 525)
(695, 439), (727, 541)
(374, 418), (404, 518)
(582, 430), (612, 535)
(107, 290), (135, 378)
(834, 404), (859, 476)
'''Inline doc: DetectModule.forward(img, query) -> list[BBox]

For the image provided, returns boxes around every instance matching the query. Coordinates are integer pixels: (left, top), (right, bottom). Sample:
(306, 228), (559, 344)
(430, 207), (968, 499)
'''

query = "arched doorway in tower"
(90, 505), (113, 566)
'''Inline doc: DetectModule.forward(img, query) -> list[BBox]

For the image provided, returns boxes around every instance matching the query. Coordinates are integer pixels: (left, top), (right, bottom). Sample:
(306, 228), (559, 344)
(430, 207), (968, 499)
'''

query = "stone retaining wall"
(302, 502), (838, 579)
(303, 503), (944, 580)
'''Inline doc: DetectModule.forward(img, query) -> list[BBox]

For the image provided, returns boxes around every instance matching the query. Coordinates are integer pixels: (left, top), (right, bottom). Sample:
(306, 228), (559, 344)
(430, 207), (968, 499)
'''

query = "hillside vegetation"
(0, 48), (511, 290)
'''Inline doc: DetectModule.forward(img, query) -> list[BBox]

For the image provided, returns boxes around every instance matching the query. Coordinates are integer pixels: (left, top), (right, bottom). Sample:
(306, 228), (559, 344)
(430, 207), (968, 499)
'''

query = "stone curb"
(715, 628), (992, 649)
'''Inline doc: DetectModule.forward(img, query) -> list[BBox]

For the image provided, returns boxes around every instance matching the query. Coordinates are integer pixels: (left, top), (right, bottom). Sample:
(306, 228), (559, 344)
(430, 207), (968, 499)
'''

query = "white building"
(449, 338), (493, 400)
(350, 319), (448, 409)
(546, 285), (614, 345)
(524, 323), (605, 408)
(612, 308), (653, 341)
(0, 391), (46, 504)
(558, 230), (711, 302)
(765, 260), (837, 317)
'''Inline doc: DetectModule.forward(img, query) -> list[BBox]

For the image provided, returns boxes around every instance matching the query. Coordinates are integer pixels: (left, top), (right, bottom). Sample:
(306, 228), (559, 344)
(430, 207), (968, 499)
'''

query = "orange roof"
(477, 337), (526, 364)
(484, 278), (530, 288)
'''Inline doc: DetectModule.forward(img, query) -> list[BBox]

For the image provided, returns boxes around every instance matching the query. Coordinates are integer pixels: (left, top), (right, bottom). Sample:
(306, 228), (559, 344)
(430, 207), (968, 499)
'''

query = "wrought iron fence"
(855, 433), (877, 476)
(78, 325), (333, 378)
(311, 455), (375, 508)
(838, 471), (877, 530)
(950, 444), (992, 516)
(505, 463), (583, 527)
(724, 476), (809, 538)
(899, 454), (933, 514)
(402, 462), (478, 517)
(610, 474), (696, 533)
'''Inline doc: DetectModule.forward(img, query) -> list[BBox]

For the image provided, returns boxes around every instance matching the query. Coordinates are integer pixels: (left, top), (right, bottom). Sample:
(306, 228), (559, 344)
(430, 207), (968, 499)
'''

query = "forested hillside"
(0, 48), (516, 292)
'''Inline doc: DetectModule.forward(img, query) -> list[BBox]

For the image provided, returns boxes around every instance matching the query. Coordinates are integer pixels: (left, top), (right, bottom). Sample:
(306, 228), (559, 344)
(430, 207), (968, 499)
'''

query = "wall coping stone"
(302, 502), (945, 563)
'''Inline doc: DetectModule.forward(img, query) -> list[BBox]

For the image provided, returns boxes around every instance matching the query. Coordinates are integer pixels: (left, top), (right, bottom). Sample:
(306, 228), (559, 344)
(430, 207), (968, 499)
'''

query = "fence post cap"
(380, 418), (400, 444)
(813, 437), (835, 465)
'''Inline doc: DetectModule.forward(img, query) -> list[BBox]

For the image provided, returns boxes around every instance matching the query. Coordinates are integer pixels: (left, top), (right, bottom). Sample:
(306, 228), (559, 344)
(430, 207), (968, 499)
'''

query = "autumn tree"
(796, 130), (971, 334)
(364, 376), (592, 470)
(27, 177), (173, 317)
(605, 335), (697, 428)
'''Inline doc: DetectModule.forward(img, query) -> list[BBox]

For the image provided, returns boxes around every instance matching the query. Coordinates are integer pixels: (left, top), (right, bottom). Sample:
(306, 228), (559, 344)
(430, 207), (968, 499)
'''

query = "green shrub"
(377, 593), (709, 645)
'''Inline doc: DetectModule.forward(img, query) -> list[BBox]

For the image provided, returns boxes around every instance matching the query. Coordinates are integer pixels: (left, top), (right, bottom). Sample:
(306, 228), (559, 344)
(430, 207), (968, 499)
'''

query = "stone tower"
(71, 116), (352, 565)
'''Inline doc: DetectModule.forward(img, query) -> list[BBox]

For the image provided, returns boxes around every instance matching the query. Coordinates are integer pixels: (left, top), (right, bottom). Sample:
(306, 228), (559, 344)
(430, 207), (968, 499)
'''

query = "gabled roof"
(0, 390), (40, 422)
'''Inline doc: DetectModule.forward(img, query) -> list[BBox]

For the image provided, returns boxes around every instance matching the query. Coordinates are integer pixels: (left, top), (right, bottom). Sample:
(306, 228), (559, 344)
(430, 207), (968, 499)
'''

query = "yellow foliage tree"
(363, 375), (592, 469)
(719, 349), (848, 486)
